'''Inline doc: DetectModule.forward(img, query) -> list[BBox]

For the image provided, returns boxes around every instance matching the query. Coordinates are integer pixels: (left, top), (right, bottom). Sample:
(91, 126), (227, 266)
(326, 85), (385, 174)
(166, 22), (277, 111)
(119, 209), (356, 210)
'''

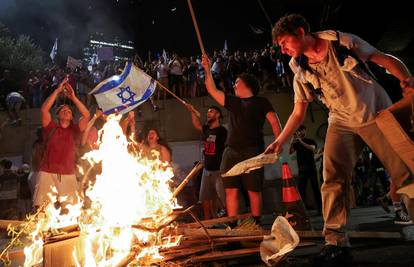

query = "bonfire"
(4, 115), (182, 267)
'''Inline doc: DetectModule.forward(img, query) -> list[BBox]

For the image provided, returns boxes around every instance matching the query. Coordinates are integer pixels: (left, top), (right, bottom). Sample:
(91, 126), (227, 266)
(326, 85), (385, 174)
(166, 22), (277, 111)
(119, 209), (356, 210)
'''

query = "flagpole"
(155, 81), (201, 117)
(186, 0), (206, 55)
(256, 0), (273, 30)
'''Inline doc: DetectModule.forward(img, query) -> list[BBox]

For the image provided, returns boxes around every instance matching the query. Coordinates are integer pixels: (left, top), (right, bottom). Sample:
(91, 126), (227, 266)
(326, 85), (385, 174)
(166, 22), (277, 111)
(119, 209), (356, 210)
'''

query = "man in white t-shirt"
(154, 57), (169, 100)
(168, 53), (185, 97)
(266, 13), (414, 266)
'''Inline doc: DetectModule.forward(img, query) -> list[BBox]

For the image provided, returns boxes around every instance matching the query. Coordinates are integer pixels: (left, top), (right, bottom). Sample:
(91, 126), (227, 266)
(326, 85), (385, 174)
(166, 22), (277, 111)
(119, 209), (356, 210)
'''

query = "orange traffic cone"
(281, 162), (312, 230)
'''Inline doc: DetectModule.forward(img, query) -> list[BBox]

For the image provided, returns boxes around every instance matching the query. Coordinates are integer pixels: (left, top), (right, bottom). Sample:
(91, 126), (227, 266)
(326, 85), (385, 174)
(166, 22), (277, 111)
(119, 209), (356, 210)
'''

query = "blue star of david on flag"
(89, 62), (157, 115)
(116, 86), (136, 104)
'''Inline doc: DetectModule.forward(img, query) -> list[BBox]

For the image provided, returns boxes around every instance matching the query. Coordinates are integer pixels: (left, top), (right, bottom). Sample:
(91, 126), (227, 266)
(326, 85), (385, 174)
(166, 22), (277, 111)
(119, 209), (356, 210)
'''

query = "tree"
(0, 23), (46, 73)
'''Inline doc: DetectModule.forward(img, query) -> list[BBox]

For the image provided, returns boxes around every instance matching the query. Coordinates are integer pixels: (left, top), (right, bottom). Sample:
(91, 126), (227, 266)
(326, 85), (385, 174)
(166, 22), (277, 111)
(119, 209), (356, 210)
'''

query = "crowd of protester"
(0, 43), (405, 222)
(0, 45), (293, 126)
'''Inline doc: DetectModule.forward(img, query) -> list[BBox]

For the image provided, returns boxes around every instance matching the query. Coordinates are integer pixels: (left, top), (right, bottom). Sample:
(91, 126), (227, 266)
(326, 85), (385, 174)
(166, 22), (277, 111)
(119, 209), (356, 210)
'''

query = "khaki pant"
(199, 169), (226, 207)
(322, 120), (412, 246)
(33, 171), (79, 207)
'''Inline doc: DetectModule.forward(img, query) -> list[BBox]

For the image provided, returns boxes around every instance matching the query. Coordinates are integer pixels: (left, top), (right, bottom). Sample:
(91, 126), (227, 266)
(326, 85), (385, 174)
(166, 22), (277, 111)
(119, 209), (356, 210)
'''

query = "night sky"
(0, 0), (413, 66)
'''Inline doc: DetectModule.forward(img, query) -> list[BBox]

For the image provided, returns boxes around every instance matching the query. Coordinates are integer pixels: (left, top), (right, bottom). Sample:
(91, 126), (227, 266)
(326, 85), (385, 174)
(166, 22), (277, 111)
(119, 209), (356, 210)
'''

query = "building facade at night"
(83, 32), (135, 65)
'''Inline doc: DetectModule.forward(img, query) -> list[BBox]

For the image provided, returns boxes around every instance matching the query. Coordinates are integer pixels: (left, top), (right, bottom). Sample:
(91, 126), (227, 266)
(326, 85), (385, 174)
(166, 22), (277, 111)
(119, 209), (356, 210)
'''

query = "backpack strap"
(332, 31), (377, 80)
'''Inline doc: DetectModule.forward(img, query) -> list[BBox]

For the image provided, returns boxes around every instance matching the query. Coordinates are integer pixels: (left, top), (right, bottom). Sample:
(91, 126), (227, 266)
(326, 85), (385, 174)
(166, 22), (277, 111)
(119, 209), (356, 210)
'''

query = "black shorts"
(220, 146), (264, 192)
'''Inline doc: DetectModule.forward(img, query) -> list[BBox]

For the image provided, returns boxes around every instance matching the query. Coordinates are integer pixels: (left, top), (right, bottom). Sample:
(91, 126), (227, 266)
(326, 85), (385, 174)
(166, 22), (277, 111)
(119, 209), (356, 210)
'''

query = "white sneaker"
(394, 210), (413, 225)
(217, 209), (227, 218)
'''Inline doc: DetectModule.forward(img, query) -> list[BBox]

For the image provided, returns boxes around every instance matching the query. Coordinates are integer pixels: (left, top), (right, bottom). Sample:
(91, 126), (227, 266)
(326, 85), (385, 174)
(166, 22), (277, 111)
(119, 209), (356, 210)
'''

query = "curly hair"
(272, 14), (310, 42)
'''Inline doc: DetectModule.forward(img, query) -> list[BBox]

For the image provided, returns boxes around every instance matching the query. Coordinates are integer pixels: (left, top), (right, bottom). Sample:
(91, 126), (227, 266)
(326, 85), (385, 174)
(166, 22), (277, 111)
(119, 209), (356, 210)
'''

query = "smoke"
(0, 0), (129, 62)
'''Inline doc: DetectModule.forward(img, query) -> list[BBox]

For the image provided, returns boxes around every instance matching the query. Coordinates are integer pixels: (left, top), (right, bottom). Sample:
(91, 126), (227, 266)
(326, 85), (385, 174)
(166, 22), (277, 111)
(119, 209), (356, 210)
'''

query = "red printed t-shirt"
(40, 121), (81, 175)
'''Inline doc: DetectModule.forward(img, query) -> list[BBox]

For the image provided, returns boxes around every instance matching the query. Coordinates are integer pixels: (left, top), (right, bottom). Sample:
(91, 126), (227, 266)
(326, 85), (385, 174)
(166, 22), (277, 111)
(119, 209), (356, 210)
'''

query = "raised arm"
(81, 109), (102, 146)
(40, 77), (67, 127)
(201, 54), (225, 106)
(120, 111), (136, 140)
(185, 103), (202, 132)
(65, 82), (90, 131)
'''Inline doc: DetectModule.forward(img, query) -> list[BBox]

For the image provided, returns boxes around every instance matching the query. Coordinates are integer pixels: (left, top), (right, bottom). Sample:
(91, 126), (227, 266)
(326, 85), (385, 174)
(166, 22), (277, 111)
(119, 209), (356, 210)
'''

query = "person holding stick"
(201, 54), (282, 225)
(186, 103), (227, 219)
(186, 0), (281, 224)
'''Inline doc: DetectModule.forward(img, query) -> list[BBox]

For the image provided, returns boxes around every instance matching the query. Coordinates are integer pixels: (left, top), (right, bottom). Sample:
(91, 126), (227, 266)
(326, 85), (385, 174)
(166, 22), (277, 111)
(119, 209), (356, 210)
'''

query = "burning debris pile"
(0, 115), (301, 267)
(2, 115), (183, 266)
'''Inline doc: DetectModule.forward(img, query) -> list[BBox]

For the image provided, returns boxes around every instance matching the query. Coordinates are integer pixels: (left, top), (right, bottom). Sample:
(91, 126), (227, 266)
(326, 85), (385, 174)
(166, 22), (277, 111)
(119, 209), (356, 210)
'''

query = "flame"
(23, 115), (180, 266)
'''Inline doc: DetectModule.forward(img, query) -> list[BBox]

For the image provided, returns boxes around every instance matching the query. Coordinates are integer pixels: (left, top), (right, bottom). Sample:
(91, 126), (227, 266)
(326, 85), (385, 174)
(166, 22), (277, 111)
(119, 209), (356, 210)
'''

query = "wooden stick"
(114, 247), (140, 267)
(0, 202), (48, 261)
(180, 237), (316, 250)
(183, 229), (400, 240)
(155, 80), (186, 105)
(173, 162), (204, 198)
(187, 247), (260, 263)
(186, 0), (206, 55)
(159, 244), (221, 262)
(188, 210), (213, 246)
(182, 228), (268, 237)
(156, 81), (201, 117)
(56, 224), (79, 234)
(297, 230), (401, 239)
(44, 231), (80, 245)
(182, 242), (317, 264)
(0, 249), (25, 261)
(132, 205), (195, 232)
(182, 235), (265, 245)
(180, 213), (252, 228)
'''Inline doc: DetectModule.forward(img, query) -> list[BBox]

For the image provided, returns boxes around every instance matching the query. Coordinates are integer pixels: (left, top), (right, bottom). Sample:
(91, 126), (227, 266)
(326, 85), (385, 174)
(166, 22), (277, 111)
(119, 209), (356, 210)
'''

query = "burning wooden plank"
(172, 162), (204, 198)
(0, 220), (23, 231)
(182, 228), (269, 238)
(184, 247), (261, 263)
(180, 213), (252, 228)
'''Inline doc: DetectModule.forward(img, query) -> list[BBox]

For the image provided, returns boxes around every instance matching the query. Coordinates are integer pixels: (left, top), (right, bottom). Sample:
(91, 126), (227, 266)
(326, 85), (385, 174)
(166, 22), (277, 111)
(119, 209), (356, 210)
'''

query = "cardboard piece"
(376, 95), (414, 173)
(43, 236), (83, 267)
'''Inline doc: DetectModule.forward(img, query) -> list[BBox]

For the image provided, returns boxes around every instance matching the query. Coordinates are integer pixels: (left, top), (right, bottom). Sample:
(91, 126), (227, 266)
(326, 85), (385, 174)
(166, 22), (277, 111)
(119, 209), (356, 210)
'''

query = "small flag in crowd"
(90, 62), (156, 115)
(89, 53), (100, 66)
(162, 49), (168, 61)
(223, 40), (228, 52)
(50, 38), (58, 61)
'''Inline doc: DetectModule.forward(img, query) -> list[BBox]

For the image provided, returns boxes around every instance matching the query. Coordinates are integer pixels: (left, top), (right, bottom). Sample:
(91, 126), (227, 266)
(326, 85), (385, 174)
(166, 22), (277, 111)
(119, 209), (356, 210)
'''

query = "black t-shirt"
(202, 125), (227, 171)
(292, 138), (317, 171)
(224, 94), (274, 149)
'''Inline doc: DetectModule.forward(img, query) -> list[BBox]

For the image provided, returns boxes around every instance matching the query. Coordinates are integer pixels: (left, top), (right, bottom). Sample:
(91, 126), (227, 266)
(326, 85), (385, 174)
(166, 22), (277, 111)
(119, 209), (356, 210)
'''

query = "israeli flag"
(90, 62), (157, 115)
(50, 38), (58, 61)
